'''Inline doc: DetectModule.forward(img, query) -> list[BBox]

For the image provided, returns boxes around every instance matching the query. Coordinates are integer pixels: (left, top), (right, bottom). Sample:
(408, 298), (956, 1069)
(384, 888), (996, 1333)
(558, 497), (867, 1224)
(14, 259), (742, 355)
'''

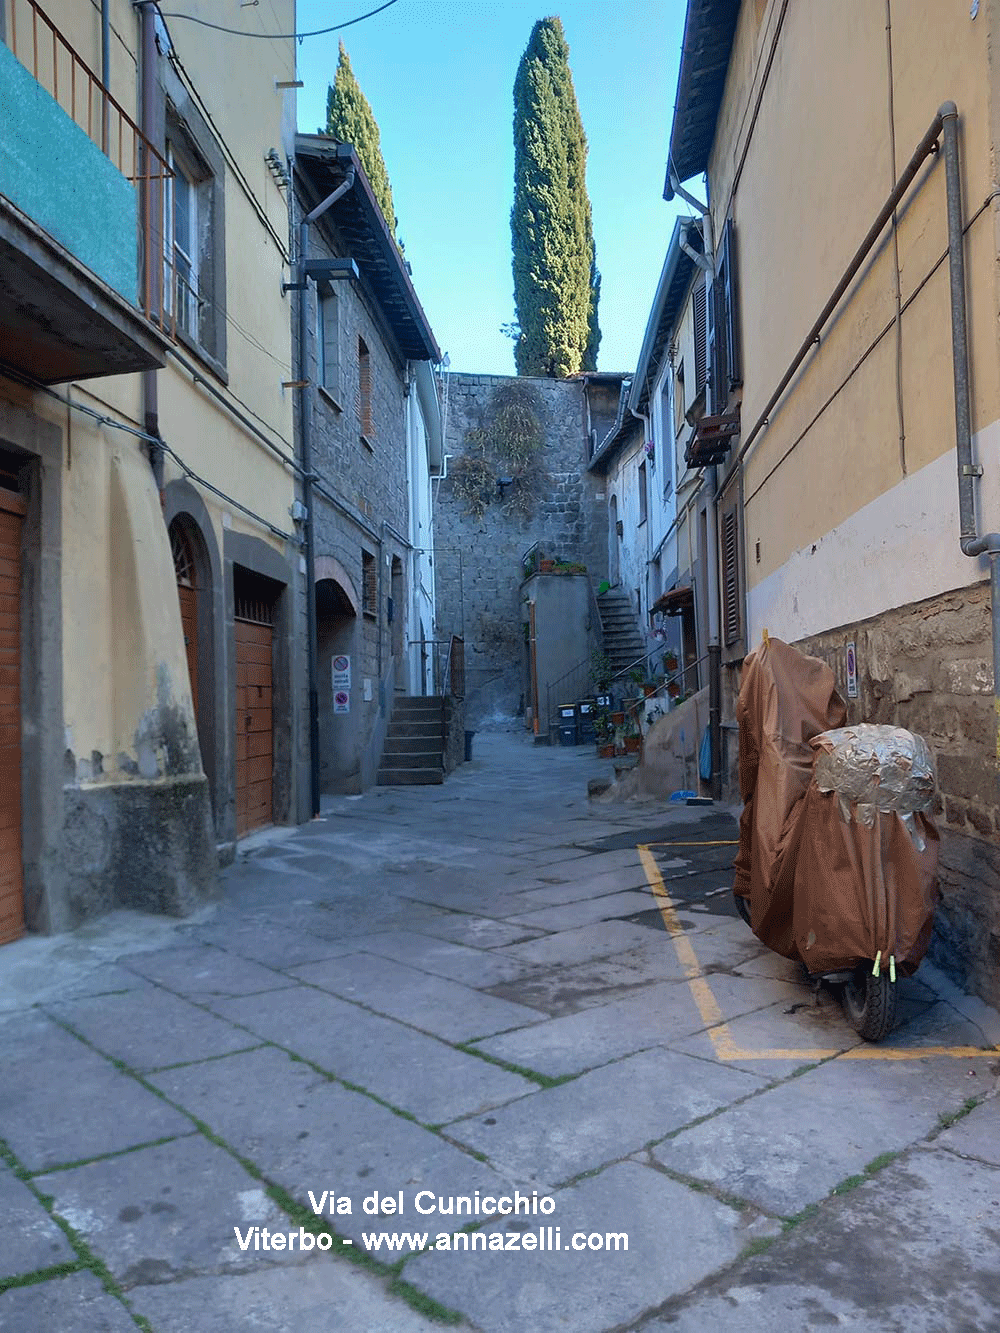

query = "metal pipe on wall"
(940, 101), (1000, 776)
(137, 1), (162, 487)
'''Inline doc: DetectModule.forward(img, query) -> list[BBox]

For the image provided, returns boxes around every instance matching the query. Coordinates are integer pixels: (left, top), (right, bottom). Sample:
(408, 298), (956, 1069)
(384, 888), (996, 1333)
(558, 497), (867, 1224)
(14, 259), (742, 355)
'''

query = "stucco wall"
(434, 373), (608, 725)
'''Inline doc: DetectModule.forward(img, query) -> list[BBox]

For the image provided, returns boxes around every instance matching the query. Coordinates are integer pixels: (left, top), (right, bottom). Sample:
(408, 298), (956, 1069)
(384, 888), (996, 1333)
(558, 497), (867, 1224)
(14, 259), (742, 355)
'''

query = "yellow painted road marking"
(637, 842), (997, 1063)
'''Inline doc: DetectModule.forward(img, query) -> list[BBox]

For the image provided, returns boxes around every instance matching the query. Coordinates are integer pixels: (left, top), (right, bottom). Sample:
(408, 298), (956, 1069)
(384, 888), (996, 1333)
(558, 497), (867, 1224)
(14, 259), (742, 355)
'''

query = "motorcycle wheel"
(842, 965), (897, 1042)
(733, 891), (752, 927)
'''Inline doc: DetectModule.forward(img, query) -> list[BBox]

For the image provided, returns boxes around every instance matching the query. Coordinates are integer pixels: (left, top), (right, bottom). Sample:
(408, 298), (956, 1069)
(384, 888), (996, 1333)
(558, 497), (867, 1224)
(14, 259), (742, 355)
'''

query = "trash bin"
(577, 699), (596, 743)
(558, 724), (579, 746)
(464, 730), (475, 762)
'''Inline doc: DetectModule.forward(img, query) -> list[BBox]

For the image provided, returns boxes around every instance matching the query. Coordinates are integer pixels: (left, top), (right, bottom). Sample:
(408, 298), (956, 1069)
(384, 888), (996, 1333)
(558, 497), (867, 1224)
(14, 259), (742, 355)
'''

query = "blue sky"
(295, 0), (688, 375)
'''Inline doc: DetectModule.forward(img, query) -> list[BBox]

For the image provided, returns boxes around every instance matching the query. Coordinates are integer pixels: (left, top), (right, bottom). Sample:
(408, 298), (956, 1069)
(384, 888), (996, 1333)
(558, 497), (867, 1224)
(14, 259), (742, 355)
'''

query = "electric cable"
(155, 0), (399, 40)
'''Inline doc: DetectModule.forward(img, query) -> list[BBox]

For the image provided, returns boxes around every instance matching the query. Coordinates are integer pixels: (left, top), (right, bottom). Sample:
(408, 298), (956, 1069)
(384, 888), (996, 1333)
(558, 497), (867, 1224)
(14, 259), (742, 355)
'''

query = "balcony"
(684, 410), (741, 469)
(0, 0), (169, 383)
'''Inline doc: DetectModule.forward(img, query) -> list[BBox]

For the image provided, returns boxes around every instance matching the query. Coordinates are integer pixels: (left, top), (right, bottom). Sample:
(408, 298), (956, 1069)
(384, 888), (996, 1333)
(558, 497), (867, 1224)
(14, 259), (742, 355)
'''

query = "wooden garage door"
(0, 490), (24, 945)
(235, 594), (274, 838)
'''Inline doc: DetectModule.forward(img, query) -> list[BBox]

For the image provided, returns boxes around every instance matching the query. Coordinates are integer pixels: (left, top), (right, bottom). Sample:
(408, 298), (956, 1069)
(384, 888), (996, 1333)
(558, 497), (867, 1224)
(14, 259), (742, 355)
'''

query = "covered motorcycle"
(733, 637), (940, 1040)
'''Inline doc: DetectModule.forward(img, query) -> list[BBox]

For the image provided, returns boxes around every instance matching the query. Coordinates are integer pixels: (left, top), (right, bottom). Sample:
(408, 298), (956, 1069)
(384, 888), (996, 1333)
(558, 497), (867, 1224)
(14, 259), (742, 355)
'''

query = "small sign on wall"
(846, 641), (858, 699)
(334, 689), (350, 715)
(332, 655), (351, 690)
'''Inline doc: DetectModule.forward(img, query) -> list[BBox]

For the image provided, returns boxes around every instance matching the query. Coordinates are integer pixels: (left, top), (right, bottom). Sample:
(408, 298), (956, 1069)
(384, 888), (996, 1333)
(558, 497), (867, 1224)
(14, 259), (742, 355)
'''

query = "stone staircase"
(377, 696), (445, 786)
(598, 590), (647, 678)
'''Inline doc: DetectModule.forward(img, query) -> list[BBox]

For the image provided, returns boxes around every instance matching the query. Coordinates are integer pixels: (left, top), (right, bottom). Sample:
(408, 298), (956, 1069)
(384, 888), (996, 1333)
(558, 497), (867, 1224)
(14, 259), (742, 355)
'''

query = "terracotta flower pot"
(610, 711), (625, 726)
(624, 735), (642, 754)
(598, 743), (615, 758)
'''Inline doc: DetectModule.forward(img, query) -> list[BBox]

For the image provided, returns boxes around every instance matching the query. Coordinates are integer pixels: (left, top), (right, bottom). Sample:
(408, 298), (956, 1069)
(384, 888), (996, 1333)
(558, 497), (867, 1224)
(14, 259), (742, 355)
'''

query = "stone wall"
(797, 582), (999, 1009)
(434, 374), (609, 726)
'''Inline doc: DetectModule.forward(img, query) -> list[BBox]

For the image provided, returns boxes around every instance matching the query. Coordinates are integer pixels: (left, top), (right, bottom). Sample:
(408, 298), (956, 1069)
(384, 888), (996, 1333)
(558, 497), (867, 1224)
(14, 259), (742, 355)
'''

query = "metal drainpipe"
(137, 2), (162, 487)
(101, 0), (110, 151)
(940, 102), (1000, 771)
(296, 166), (356, 816)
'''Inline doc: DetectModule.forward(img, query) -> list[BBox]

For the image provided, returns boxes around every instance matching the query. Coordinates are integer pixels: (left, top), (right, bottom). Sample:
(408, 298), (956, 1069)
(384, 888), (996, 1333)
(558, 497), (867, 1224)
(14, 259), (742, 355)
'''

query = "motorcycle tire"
(842, 965), (897, 1042)
(733, 891), (752, 928)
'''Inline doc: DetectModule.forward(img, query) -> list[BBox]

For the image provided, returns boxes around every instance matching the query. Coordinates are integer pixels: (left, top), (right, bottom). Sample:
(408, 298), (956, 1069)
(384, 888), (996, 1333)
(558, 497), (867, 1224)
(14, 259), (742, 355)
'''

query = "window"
(638, 460), (648, 525)
(357, 336), (373, 441)
(709, 218), (742, 412)
(721, 505), (741, 646)
(164, 145), (200, 340)
(160, 109), (226, 368)
(318, 288), (340, 400)
(361, 549), (377, 617)
(674, 359), (685, 434)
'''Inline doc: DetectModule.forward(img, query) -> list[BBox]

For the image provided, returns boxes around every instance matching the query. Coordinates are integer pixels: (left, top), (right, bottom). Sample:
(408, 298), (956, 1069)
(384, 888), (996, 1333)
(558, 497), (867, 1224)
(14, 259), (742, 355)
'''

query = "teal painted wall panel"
(0, 41), (138, 304)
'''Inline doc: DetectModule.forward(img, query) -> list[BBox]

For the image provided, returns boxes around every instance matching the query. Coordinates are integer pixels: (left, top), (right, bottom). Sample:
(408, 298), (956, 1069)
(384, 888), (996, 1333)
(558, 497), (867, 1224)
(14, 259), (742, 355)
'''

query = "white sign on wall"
(846, 641), (858, 699)
(333, 689), (350, 715)
(332, 655), (351, 690)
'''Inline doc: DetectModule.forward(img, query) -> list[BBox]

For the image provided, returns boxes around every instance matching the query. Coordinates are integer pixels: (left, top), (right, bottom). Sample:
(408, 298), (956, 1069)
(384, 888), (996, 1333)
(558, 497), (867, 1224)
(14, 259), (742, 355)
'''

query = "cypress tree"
(511, 17), (599, 377)
(323, 41), (397, 237)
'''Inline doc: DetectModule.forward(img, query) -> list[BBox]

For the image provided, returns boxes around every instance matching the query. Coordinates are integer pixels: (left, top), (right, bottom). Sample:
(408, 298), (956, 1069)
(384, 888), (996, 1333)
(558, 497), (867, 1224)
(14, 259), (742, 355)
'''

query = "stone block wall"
(434, 374), (608, 725)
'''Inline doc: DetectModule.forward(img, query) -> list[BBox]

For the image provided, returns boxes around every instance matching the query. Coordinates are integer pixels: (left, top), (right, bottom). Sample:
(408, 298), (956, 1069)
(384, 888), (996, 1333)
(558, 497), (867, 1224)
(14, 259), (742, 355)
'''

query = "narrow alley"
(1, 735), (997, 1332)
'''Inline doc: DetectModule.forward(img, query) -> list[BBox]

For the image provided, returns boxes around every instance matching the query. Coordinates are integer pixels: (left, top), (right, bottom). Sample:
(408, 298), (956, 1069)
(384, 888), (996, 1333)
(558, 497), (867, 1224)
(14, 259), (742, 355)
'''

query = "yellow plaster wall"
(707, 0), (998, 588)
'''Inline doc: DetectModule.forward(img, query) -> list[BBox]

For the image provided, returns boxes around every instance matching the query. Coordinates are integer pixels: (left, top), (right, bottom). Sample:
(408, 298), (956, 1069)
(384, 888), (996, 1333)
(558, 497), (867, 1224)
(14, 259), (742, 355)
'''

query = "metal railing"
(7, 0), (174, 327)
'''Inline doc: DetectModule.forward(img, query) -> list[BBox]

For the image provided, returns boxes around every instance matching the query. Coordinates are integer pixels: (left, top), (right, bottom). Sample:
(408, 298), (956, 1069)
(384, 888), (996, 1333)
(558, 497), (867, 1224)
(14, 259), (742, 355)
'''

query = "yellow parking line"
(637, 842), (997, 1064)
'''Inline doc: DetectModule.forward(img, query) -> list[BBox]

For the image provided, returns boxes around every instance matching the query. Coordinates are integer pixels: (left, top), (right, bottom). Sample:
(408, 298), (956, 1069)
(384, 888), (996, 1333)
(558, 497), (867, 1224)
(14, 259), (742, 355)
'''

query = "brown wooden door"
(178, 583), (199, 718)
(0, 491), (24, 945)
(235, 617), (273, 837)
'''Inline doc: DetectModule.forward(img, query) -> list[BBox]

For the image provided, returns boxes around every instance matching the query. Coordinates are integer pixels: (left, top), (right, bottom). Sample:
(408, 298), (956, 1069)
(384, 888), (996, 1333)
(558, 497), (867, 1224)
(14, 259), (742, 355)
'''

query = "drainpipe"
(101, 0), (110, 152)
(295, 166), (356, 816)
(137, 2), (162, 487)
(940, 102), (1000, 772)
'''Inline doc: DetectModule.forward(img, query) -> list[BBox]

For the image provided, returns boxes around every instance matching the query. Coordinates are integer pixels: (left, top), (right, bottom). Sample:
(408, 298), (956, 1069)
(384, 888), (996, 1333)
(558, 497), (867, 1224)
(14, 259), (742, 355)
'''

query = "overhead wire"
(155, 0), (399, 40)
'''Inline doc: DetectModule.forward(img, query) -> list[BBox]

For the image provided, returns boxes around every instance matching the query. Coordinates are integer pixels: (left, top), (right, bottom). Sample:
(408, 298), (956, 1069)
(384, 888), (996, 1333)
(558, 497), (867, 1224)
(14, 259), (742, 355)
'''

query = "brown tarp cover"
(733, 638), (940, 976)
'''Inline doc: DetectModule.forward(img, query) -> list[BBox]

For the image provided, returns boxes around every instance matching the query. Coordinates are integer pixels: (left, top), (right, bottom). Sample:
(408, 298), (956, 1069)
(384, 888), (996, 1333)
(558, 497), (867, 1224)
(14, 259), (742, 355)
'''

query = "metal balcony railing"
(6, 0), (173, 326)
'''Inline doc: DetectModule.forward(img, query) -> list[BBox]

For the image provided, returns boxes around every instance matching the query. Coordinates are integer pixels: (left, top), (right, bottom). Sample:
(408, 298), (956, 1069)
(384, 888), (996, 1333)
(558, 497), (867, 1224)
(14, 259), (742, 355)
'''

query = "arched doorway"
(316, 576), (358, 792)
(170, 519), (200, 722)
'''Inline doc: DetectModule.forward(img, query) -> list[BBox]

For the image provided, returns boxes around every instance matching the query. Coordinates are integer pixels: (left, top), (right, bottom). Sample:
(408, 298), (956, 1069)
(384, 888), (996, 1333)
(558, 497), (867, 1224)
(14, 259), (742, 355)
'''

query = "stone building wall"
(797, 582), (999, 1009)
(292, 190), (411, 793)
(434, 373), (608, 726)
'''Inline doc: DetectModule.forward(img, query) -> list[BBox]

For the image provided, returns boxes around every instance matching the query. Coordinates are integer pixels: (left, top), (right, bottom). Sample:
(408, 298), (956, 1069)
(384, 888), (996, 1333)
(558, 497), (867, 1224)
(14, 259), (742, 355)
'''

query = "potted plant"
(590, 649), (613, 695)
(663, 650), (679, 673)
(624, 712), (642, 755)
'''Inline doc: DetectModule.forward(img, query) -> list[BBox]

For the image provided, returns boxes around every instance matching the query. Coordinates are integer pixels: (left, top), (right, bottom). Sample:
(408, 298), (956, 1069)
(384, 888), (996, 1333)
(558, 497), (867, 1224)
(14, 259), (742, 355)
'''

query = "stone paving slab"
(471, 981), (711, 1077)
(289, 953), (544, 1041)
(123, 944), (291, 999)
(654, 1051), (998, 1216)
(47, 986), (258, 1073)
(354, 930), (540, 988)
(149, 1046), (522, 1246)
(485, 938), (689, 1016)
(695, 990), (863, 1057)
(935, 1099), (1000, 1166)
(650, 1148), (1000, 1332)
(510, 865), (661, 908)
(208, 985), (536, 1123)
(37, 1134), (296, 1289)
(130, 1261), (456, 1332)
(0, 1164), (75, 1277)
(445, 1047), (765, 1186)
(496, 920), (659, 969)
(504, 889), (657, 932)
(405, 1160), (747, 1333)
(181, 919), (352, 969)
(0, 1270), (141, 1332)
(411, 913), (545, 950)
(0, 1012), (192, 1171)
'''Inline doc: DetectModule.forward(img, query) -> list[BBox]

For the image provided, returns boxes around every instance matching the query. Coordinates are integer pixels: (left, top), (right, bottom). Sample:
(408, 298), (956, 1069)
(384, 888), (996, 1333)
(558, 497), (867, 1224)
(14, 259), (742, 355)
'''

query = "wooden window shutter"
(722, 218), (742, 390)
(693, 281), (707, 394)
(721, 506), (741, 646)
(357, 336), (372, 438)
(362, 549), (377, 615)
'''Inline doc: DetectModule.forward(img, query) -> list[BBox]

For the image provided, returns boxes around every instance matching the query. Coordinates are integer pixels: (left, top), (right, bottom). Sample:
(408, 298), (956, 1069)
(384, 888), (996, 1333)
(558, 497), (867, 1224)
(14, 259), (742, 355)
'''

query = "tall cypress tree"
(323, 41), (397, 237)
(511, 17), (599, 377)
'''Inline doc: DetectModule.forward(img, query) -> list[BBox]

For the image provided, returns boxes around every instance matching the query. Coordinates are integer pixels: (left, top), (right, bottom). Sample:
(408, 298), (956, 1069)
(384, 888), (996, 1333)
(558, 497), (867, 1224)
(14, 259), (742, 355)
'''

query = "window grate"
(361, 549), (377, 615)
(170, 520), (197, 588)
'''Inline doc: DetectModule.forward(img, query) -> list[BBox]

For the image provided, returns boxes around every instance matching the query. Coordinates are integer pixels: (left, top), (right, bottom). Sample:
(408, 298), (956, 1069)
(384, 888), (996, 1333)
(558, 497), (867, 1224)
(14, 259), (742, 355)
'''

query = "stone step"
(383, 734), (445, 754)
(393, 699), (444, 715)
(379, 749), (444, 769)
(376, 766), (445, 786)
(387, 720), (444, 740)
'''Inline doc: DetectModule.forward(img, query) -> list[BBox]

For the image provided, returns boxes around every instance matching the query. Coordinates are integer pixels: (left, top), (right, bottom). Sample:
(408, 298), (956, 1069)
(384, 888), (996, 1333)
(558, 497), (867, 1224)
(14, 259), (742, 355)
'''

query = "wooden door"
(0, 490), (24, 945)
(235, 606), (273, 837)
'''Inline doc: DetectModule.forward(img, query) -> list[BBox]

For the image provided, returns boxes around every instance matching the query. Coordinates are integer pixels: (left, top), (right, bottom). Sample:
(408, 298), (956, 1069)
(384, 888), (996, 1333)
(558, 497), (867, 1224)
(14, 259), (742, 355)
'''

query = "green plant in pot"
(590, 648), (613, 693)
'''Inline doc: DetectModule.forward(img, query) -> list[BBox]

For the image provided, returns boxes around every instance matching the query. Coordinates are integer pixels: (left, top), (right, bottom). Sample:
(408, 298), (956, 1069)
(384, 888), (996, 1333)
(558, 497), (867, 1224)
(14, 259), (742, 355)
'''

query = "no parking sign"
(334, 689), (350, 715)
